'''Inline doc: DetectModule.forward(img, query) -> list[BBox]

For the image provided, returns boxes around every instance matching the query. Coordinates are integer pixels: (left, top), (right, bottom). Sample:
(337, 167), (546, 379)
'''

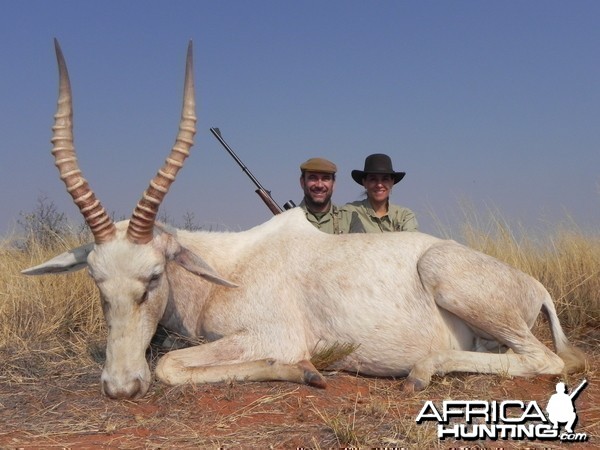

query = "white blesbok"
(23, 41), (585, 400)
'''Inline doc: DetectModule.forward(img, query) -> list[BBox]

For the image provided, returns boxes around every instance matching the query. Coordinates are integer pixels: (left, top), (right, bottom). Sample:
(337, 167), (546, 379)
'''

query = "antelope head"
(22, 41), (234, 399)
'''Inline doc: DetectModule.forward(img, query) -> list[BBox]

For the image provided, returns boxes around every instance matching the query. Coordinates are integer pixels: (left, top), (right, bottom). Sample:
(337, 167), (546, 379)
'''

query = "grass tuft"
(310, 341), (360, 370)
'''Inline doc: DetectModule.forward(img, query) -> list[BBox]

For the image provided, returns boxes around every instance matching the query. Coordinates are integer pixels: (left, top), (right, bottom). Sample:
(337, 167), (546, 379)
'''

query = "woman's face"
(363, 173), (394, 204)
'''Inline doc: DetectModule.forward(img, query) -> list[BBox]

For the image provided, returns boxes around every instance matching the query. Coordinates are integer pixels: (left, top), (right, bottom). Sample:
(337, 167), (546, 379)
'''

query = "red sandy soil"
(1, 334), (598, 448)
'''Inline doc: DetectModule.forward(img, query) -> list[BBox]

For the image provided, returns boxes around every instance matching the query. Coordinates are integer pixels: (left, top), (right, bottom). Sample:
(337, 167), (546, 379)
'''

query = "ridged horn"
(126, 41), (196, 244)
(52, 39), (116, 244)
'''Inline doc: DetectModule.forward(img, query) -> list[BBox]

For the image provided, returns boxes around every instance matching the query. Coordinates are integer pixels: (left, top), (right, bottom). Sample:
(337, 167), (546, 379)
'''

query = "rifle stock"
(255, 189), (283, 215)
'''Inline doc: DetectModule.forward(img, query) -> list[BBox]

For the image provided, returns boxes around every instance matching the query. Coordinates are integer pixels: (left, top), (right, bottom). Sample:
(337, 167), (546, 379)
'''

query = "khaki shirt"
(299, 200), (365, 234)
(342, 199), (418, 232)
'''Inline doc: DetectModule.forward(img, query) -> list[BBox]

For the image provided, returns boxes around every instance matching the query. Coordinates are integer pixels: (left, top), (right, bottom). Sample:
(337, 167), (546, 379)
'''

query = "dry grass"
(310, 341), (361, 370)
(0, 233), (105, 387)
(1, 210), (599, 447)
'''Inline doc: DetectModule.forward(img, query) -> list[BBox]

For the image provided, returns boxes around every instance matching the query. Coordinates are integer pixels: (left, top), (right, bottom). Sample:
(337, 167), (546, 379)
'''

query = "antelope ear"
(172, 246), (238, 288)
(154, 226), (237, 288)
(21, 243), (94, 275)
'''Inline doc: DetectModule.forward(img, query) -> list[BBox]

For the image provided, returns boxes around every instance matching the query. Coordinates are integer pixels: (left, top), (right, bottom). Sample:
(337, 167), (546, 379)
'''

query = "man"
(343, 153), (418, 232)
(299, 157), (364, 234)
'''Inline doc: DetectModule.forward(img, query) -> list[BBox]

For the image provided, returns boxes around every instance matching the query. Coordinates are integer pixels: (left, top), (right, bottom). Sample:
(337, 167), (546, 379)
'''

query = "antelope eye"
(139, 273), (161, 304)
(148, 273), (161, 289)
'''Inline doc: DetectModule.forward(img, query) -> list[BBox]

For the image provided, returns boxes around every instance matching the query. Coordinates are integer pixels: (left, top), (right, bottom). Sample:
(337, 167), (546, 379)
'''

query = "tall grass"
(0, 233), (104, 381)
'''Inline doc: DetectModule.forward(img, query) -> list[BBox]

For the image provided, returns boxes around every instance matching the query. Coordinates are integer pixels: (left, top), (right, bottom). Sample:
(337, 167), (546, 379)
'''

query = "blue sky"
(1, 1), (598, 237)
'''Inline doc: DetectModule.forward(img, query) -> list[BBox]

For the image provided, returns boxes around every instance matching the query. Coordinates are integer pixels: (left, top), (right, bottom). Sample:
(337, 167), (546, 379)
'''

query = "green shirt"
(342, 198), (418, 232)
(299, 200), (365, 234)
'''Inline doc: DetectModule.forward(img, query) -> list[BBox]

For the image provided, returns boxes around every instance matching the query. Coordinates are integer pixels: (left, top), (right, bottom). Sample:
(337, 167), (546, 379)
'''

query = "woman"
(343, 153), (418, 232)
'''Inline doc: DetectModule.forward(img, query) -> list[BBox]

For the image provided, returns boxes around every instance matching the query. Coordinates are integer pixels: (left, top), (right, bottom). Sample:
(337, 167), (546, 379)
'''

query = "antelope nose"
(102, 377), (143, 400)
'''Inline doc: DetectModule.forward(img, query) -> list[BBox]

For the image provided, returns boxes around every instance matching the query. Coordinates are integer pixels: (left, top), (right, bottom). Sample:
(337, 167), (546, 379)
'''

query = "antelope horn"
(126, 41), (196, 244)
(52, 39), (116, 244)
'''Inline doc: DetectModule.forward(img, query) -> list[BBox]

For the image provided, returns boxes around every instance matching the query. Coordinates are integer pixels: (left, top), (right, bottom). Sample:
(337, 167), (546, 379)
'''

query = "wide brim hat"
(351, 153), (405, 185)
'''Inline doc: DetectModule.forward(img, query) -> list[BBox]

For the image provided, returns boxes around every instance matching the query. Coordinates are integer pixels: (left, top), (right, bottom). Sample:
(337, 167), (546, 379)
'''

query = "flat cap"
(300, 157), (337, 174)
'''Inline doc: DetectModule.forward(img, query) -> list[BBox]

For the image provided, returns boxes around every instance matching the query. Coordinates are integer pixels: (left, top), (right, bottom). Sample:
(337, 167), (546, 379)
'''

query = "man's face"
(300, 171), (335, 211)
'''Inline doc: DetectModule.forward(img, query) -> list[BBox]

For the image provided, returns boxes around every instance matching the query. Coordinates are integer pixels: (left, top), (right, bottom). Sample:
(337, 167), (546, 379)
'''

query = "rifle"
(569, 379), (587, 400)
(210, 127), (295, 215)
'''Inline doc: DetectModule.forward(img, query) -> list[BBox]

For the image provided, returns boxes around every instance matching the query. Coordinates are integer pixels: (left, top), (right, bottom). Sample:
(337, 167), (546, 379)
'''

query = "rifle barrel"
(569, 379), (587, 399)
(210, 127), (283, 213)
(210, 128), (266, 190)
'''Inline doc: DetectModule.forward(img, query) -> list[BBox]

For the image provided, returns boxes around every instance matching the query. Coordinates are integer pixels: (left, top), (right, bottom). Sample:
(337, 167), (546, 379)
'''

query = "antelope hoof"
(298, 360), (327, 389)
(403, 376), (428, 393)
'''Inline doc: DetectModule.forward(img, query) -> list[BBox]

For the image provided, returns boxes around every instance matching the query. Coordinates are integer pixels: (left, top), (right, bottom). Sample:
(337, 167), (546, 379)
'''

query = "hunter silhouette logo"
(415, 379), (588, 442)
(546, 379), (587, 434)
